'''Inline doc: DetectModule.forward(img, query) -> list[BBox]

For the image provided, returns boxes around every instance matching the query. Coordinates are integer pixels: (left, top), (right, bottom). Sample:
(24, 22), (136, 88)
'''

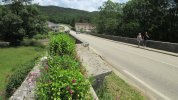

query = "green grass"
(0, 47), (44, 98)
(97, 73), (145, 100)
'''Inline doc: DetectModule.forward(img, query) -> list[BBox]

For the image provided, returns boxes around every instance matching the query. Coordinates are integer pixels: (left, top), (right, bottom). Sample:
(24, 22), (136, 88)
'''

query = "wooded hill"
(37, 6), (97, 26)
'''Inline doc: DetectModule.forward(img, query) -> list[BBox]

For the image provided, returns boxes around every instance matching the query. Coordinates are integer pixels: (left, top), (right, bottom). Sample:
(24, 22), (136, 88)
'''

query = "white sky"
(33, 0), (128, 12)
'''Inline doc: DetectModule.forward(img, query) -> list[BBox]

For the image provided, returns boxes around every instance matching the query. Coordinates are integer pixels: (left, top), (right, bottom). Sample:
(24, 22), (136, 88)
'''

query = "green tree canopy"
(0, 0), (48, 45)
(97, 0), (124, 35)
(95, 0), (178, 42)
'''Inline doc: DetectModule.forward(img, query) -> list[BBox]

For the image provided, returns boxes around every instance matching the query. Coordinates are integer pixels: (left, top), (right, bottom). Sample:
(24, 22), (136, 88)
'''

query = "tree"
(165, 0), (178, 42)
(21, 5), (47, 38)
(97, 0), (123, 35)
(121, 0), (178, 42)
(70, 18), (75, 27)
(0, 0), (48, 45)
(95, 0), (178, 42)
(0, 6), (4, 39)
(1, 12), (24, 45)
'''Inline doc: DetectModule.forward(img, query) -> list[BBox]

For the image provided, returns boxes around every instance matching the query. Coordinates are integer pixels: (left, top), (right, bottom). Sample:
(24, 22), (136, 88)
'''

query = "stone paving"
(76, 44), (112, 94)
(76, 44), (112, 78)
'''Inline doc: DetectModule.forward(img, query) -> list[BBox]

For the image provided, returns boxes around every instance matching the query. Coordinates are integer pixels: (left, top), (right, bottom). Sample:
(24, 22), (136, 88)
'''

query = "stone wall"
(68, 33), (83, 44)
(10, 57), (47, 100)
(147, 40), (178, 53)
(90, 33), (178, 53)
(0, 42), (10, 47)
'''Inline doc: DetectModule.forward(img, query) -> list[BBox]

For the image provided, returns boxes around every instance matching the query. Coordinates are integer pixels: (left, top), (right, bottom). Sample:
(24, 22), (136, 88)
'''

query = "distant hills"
(37, 6), (97, 26)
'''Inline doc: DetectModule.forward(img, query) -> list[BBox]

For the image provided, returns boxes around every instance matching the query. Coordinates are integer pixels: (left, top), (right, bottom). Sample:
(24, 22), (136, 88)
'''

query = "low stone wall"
(68, 33), (83, 44)
(90, 33), (178, 53)
(147, 40), (178, 53)
(90, 33), (138, 45)
(0, 42), (10, 47)
(10, 57), (47, 100)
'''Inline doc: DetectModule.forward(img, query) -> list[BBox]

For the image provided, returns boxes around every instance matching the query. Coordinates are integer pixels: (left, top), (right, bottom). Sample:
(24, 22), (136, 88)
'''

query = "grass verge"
(0, 47), (44, 98)
(96, 72), (145, 100)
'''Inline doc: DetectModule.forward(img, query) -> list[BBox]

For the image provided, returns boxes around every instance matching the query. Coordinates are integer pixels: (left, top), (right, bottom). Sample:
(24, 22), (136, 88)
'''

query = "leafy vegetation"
(96, 0), (178, 43)
(0, 0), (48, 45)
(48, 34), (76, 57)
(33, 34), (49, 40)
(20, 39), (45, 48)
(37, 68), (91, 100)
(0, 47), (44, 99)
(36, 33), (92, 100)
(38, 6), (97, 27)
(48, 55), (80, 70)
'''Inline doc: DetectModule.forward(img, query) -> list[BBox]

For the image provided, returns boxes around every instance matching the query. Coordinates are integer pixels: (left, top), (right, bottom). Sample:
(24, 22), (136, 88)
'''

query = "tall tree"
(96, 0), (178, 42)
(0, 0), (48, 45)
(97, 0), (123, 35)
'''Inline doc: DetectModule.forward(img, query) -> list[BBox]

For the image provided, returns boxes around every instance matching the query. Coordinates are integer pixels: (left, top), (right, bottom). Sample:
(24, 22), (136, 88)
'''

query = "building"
(47, 21), (61, 32)
(75, 23), (95, 32)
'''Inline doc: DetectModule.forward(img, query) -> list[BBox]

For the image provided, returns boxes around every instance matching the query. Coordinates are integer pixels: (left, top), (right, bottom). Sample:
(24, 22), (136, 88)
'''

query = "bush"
(48, 55), (80, 70)
(36, 32), (91, 99)
(33, 34), (48, 40)
(5, 59), (37, 98)
(48, 33), (76, 57)
(21, 39), (45, 48)
(37, 69), (90, 100)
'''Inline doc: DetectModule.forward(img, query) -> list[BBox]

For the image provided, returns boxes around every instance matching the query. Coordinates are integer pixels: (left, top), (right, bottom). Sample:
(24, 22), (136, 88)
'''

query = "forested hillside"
(38, 6), (97, 26)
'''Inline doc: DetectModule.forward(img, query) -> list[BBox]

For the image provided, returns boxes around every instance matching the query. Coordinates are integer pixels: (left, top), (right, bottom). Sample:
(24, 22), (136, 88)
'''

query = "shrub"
(5, 59), (37, 98)
(21, 39), (45, 48)
(48, 33), (76, 57)
(48, 55), (80, 70)
(36, 69), (91, 100)
(33, 34), (48, 40)
(36, 32), (91, 99)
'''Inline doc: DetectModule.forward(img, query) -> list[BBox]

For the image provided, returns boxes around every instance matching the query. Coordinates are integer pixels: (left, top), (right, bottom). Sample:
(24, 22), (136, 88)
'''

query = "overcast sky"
(33, 0), (128, 12)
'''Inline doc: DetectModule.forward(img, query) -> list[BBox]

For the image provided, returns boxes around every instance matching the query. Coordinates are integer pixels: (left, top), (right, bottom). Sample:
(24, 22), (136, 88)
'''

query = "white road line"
(124, 70), (171, 100)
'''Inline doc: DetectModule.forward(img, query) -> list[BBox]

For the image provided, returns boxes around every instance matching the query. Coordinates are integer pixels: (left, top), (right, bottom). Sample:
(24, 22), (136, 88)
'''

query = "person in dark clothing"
(143, 32), (149, 47)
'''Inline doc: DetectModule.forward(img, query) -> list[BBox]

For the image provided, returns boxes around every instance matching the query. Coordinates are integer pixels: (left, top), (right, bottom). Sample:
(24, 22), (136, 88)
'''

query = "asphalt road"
(70, 31), (178, 100)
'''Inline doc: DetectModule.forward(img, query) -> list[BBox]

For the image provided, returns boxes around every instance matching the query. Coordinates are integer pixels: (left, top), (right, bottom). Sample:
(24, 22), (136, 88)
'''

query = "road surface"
(70, 31), (178, 100)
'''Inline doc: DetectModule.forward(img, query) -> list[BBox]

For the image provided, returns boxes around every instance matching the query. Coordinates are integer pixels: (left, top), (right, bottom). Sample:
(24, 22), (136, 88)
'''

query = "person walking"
(143, 32), (149, 47)
(137, 33), (143, 47)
